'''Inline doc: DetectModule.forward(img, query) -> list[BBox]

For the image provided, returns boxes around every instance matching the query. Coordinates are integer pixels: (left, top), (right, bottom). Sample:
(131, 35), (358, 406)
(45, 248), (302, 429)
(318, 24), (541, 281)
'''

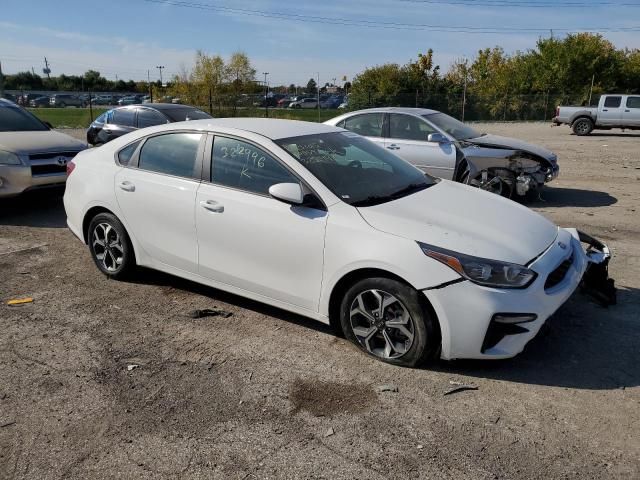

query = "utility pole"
(263, 72), (269, 118)
(0, 61), (4, 99)
(317, 72), (320, 122)
(43, 57), (51, 80)
(156, 65), (165, 86)
(462, 62), (468, 122)
(148, 69), (153, 102)
(588, 74), (595, 106)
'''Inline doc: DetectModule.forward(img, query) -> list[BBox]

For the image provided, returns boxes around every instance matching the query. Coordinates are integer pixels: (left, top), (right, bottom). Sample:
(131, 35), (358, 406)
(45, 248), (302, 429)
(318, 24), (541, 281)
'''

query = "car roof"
(110, 103), (200, 111)
(345, 107), (440, 115)
(173, 118), (343, 140)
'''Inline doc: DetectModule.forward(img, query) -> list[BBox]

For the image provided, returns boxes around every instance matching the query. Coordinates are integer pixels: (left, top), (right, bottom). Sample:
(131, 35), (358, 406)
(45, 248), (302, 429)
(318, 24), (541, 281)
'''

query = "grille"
(31, 164), (67, 175)
(544, 253), (574, 290)
(29, 151), (79, 161)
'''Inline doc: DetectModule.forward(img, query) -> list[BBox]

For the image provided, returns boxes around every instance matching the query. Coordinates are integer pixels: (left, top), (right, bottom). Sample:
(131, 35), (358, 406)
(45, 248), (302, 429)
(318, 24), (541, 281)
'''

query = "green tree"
(306, 78), (317, 94)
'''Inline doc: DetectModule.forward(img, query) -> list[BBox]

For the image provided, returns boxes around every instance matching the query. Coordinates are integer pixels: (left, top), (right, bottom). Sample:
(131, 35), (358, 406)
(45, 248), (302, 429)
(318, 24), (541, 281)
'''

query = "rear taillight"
(66, 161), (76, 176)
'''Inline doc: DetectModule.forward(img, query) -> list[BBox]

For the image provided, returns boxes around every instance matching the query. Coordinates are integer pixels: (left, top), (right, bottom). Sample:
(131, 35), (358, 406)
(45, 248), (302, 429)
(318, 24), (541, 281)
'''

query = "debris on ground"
(417, 444), (424, 450)
(1, 421), (16, 428)
(0, 243), (48, 256)
(188, 308), (233, 319)
(324, 427), (335, 437)
(375, 384), (399, 393)
(126, 364), (140, 372)
(444, 380), (478, 396)
(7, 297), (33, 306)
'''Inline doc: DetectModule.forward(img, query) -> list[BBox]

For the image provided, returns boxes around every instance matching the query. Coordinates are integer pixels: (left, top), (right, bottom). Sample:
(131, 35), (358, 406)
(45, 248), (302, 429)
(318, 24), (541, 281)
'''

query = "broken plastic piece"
(444, 384), (478, 396)
(189, 308), (233, 319)
(7, 298), (33, 306)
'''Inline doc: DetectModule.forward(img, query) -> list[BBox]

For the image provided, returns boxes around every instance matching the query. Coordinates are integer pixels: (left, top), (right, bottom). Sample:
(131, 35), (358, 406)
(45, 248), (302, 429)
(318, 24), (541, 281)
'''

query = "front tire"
(340, 278), (440, 367)
(88, 213), (135, 279)
(469, 169), (514, 198)
(572, 117), (594, 136)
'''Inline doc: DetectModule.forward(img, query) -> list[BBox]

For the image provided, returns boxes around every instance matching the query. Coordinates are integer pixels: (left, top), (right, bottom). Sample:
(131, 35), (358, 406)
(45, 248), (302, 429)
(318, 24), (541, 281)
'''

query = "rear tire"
(572, 117), (594, 136)
(87, 213), (135, 280)
(340, 277), (440, 367)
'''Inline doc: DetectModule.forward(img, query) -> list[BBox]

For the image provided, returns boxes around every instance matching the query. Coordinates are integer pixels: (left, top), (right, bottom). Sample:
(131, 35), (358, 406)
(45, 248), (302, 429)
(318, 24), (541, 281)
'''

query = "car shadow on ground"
(529, 186), (617, 208)
(132, 267), (639, 391)
(0, 188), (67, 228)
(587, 132), (640, 138)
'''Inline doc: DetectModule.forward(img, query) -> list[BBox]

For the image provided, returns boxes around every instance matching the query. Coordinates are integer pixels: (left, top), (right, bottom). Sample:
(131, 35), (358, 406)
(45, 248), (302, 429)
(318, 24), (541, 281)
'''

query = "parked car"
(29, 96), (51, 108)
(0, 98), (87, 197)
(1, 93), (17, 102)
(289, 98), (318, 109)
(86, 103), (213, 145)
(118, 95), (143, 106)
(320, 95), (344, 109)
(17, 93), (45, 106)
(277, 96), (293, 108)
(325, 108), (559, 198)
(553, 94), (640, 135)
(93, 95), (116, 106)
(64, 118), (613, 367)
(49, 94), (85, 108)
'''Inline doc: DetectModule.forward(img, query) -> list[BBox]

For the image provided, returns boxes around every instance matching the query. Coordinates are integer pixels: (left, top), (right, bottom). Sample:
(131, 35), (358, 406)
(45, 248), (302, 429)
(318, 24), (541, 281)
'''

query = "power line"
(399, 0), (640, 7)
(141, 0), (640, 33)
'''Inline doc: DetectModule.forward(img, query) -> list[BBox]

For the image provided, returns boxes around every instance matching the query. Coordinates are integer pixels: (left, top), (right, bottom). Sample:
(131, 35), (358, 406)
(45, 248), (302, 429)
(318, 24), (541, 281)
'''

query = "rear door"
(385, 113), (456, 179)
(136, 107), (168, 129)
(114, 131), (205, 273)
(623, 96), (640, 127)
(599, 95), (624, 125)
(338, 113), (386, 149)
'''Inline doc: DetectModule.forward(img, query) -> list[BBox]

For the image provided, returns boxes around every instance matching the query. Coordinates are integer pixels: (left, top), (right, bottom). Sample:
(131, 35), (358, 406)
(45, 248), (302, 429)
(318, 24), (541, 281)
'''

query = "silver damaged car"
(325, 107), (559, 198)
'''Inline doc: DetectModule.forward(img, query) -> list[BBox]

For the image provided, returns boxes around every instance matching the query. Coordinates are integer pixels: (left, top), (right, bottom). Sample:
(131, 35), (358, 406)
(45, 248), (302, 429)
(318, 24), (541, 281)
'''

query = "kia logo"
(55, 156), (69, 166)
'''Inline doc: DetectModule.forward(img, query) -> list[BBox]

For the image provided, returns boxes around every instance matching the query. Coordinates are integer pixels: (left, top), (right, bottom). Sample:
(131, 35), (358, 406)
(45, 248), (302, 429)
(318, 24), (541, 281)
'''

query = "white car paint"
(64, 118), (607, 360)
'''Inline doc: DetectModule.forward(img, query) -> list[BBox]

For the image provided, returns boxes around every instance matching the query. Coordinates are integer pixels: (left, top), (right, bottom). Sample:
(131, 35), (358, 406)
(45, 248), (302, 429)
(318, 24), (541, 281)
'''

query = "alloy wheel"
(575, 120), (590, 135)
(92, 223), (124, 272)
(349, 289), (416, 359)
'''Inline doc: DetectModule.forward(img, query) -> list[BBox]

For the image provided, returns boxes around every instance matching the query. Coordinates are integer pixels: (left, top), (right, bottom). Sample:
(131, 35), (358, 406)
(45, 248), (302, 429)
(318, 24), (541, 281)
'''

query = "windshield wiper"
(351, 183), (431, 207)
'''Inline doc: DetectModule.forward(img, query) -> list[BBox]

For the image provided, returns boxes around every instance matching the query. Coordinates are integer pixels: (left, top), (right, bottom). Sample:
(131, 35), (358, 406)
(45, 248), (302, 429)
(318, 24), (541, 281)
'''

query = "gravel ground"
(1, 123), (639, 479)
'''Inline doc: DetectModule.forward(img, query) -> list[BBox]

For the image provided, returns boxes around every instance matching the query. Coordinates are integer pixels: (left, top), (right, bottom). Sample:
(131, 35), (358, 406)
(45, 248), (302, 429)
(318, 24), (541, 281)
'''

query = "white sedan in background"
(63, 119), (613, 367)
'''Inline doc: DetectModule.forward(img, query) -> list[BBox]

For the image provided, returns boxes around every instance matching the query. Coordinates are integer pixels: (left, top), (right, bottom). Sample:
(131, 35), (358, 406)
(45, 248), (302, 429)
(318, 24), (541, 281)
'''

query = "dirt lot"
(1, 123), (638, 479)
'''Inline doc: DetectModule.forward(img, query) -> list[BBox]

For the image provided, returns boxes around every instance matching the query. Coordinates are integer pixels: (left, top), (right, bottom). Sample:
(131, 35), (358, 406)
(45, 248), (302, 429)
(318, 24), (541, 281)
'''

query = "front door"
(114, 131), (204, 273)
(385, 113), (457, 179)
(599, 96), (624, 126)
(196, 135), (327, 311)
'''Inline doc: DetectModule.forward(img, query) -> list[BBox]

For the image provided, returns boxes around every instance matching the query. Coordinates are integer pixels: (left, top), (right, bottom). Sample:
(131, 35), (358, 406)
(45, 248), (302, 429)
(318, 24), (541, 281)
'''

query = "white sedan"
(63, 119), (614, 367)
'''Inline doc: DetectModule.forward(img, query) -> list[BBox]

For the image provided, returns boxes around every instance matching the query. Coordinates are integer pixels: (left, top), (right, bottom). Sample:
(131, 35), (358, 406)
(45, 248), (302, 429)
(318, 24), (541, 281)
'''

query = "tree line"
(349, 33), (640, 121)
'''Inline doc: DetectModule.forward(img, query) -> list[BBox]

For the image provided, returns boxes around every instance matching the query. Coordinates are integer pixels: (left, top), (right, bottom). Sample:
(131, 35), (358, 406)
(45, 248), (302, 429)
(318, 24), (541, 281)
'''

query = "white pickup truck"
(553, 94), (640, 135)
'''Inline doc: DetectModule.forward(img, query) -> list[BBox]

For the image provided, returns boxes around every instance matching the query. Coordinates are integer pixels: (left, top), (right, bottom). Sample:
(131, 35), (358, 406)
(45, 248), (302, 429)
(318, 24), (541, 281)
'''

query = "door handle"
(118, 181), (135, 192)
(387, 144), (400, 150)
(625, 109), (631, 112)
(602, 109), (608, 112)
(200, 200), (224, 213)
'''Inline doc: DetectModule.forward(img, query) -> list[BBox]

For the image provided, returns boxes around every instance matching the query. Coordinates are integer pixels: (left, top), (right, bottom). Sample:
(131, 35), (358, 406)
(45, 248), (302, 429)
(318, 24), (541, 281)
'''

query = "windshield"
(0, 105), (49, 132)
(424, 112), (480, 141)
(276, 132), (436, 207)
(163, 108), (212, 122)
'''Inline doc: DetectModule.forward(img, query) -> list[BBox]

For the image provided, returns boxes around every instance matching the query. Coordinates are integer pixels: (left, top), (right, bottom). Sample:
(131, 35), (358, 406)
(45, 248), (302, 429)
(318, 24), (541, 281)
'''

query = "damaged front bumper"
(423, 228), (615, 360)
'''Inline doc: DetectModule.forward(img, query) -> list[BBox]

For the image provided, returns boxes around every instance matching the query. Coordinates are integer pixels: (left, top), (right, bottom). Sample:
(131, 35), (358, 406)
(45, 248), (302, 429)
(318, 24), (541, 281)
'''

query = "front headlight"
(418, 242), (537, 289)
(0, 150), (22, 165)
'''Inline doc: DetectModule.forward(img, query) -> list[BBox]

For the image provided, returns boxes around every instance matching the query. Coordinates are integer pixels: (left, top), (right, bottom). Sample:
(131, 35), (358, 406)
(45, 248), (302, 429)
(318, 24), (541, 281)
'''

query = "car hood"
(0, 131), (87, 155)
(357, 180), (558, 265)
(466, 134), (557, 162)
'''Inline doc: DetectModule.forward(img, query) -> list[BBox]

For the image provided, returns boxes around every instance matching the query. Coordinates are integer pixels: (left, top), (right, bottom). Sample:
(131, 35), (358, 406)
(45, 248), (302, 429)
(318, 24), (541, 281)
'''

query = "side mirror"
(428, 133), (450, 144)
(44, 121), (53, 129)
(269, 182), (304, 205)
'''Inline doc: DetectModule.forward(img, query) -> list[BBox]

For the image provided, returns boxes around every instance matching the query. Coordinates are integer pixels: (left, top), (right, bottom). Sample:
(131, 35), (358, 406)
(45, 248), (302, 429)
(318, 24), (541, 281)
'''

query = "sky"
(1, 0), (639, 86)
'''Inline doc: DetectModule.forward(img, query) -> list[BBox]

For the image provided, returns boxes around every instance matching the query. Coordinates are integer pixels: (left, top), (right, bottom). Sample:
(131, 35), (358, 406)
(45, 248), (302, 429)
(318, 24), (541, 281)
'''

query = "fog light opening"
(493, 313), (537, 324)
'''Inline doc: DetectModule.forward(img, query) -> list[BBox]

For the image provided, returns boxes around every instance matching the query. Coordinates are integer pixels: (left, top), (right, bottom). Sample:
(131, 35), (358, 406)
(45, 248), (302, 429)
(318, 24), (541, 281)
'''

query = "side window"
(137, 109), (167, 128)
(212, 137), (297, 195)
(138, 133), (202, 179)
(604, 96), (622, 108)
(626, 96), (640, 109)
(112, 109), (136, 127)
(389, 114), (436, 141)
(118, 140), (141, 166)
(342, 113), (384, 137)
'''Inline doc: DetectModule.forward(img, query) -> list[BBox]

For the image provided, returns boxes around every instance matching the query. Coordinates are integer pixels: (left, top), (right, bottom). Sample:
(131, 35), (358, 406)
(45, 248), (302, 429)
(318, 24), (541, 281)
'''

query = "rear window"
(162, 108), (212, 122)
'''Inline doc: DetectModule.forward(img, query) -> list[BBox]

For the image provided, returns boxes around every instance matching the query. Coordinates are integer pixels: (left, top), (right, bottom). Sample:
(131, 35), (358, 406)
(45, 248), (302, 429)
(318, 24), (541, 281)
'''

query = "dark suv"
(86, 103), (213, 145)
